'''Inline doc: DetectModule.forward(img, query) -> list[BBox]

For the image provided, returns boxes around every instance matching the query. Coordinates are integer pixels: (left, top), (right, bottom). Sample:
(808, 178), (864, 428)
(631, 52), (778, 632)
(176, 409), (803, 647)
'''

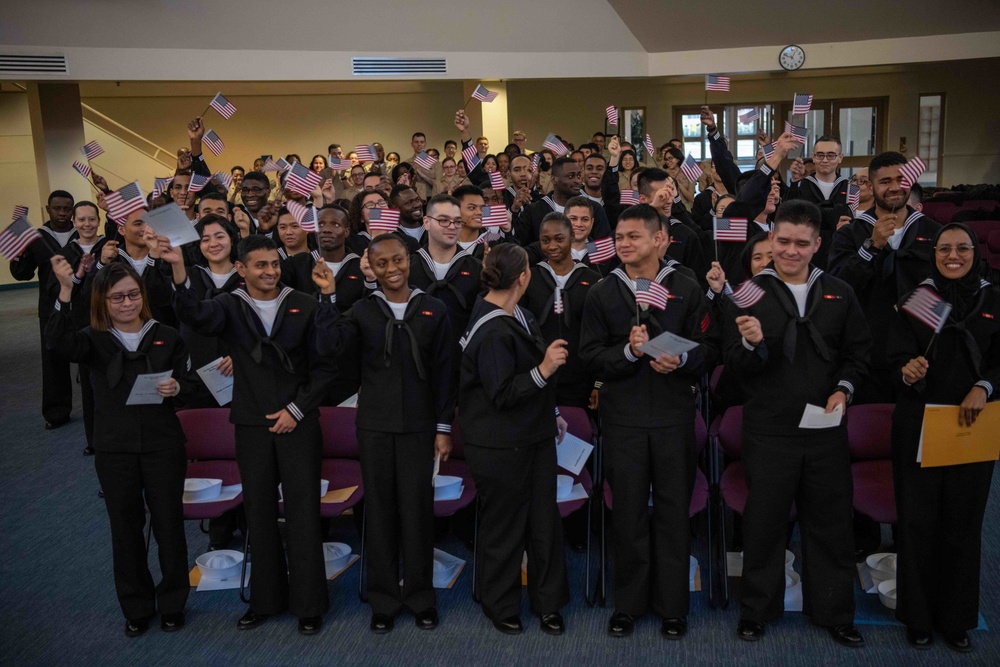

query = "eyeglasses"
(106, 290), (143, 304)
(427, 216), (462, 228)
(812, 153), (841, 162)
(935, 244), (975, 256)
(362, 201), (388, 210)
(241, 186), (269, 195)
(850, 177), (870, 185)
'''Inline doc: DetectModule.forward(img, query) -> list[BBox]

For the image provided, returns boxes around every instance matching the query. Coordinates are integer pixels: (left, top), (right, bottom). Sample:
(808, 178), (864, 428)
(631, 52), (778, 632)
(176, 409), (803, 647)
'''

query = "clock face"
(780, 45), (805, 71)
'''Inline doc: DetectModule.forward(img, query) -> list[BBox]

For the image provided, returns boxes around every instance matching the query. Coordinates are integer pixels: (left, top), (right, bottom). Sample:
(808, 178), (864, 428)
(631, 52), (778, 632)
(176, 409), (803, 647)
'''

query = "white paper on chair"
(142, 203), (200, 247)
(797, 403), (843, 429)
(126, 371), (173, 405)
(197, 564), (250, 591)
(556, 432), (593, 475)
(326, 554), (360, 580)
(196, 358), (234, 406)
(640, 331), (699, 358)
(338, 393), (358, 408)
(184, 484), (242, 504)
(556, 483), (588, 504)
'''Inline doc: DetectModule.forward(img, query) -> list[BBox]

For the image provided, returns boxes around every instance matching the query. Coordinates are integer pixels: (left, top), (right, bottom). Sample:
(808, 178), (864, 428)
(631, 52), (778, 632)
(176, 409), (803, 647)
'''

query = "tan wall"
(0, 91), (43, 287)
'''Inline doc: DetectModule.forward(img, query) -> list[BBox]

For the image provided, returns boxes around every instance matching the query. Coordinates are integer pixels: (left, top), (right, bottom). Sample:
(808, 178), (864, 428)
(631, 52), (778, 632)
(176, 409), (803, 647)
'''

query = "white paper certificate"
(126, 371), (173, 405)
(196, 357), (234, 406)
(142, 203), (200, 247)
(798, 403), (843, 429)
(556, 432), (594, 475)
(640, 331), (699, 359)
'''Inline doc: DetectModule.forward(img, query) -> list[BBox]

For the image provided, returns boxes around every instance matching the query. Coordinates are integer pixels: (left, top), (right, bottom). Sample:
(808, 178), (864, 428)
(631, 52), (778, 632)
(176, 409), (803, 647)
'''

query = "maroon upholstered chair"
(921, 201), (961, 224)
(961, 199), (999, 211)
(847, 403), (897, 525)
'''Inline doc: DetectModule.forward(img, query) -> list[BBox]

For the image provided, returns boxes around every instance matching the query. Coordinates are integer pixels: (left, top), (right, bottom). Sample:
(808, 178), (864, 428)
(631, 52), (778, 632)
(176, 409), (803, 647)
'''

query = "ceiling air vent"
(352, 57), (446, 76)
(0, 54), (68, 76)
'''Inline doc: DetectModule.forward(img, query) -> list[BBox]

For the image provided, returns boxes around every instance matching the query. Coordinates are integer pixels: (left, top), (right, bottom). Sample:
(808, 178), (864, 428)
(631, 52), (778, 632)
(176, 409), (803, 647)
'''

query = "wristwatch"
(861, 238), (880, 255)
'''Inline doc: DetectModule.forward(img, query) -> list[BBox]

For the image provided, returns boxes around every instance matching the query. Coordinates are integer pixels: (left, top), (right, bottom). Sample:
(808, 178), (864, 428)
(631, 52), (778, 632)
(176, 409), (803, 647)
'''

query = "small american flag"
(0, 217), (41, 261)
(368, 208), (401, 233)
(285, 161), (322, 197)
(606, 105), (618, 126)
(899, 157), (927, 190)
(620, 189), (639, 206)
(542, 133), (568, 157)
(471, 84), (499, 103)
(104, 181), (146, 220)
(635, 277), (669, 310)
(902, 285), (952, 333)
(329, 156), (353, 171)
(286, 200), (318, 232)
(462, 145), (481, 170)
(11, 205), (29, 221)
(792, 93), (814, 115)
(481, 205), (507, 228)
(680, 154), (703, 183)
(275, 157), (292, 172)
(208, 92), (237, 119)
(202, 129), (225, 156)
(152, 176), (173, 199)
(705, 75), (731, 92)
(730, 280), (766, 309)
(261, 157), (282, 172)
(355, 144), (378, 162)
(762, 141), (776, 159)
(784, 121), (808, 144)
(586, 236), (616, 263)
(738, 108), (759, 124)
(487, 171), (505, 190)
(531, 153), (541, 171)
(847, 183), (860, 211)
(72, 161), (92, 179)
(213, 171), (233, 191)
(82, 140), (104, 161)
(713, 217), (748, 242)
(187, 173), (210, 194)
(474, 229), (503, 246)
(413, 152), (438, 170)
(553, 287), (564, 315)
(643, 134), (655, 158)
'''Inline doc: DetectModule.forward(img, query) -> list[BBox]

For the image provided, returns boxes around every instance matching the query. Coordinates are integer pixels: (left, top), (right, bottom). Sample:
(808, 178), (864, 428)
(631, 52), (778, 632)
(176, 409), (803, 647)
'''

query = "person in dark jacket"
(164, 234), (334, 636)
(459, 244), (570, 637)
(636, 169), (708, 288)
(724, 201), (871, 647)
(47, 260), (191, 637)
(888, 223), (1000, 653)
(314, 234), (456, 634)
(579, 203), (719, 640)
(514, 157), (613, 246)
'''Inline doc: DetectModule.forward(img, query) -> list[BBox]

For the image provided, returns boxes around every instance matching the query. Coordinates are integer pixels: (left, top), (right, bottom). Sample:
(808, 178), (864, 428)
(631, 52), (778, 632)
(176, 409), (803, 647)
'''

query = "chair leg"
(584, 496), (595, 607)
(357, 505), (368, 603)
(471, 498), (480, 604)
(719, 504), (730, 609)
(239, 527), (251, 604)
(199, 519), (209, 534)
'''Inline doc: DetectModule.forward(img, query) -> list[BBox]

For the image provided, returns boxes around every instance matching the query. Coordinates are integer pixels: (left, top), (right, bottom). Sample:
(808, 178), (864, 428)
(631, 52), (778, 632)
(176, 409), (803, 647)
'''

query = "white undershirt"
(209, 271), (232, 289)
(457, 240), (476, 251)
(128, 255), (147, 276)
(887, 229), (904, 250)
(553, 273), (570, 290)
(251, 298), (280, 336)
(785, 282), (810, 317)
(115, 329), (144, 352)
(549, 201), (565, 214)
(78, 243), (95, 254)
(399, 225), (424, 241)
(432, 260), (451, 280)
(571, 247), (587, 261)
(386, 301), (408, 319)
(814, 178), (837, 200)
(327, 260), (345, 277)
(48, 229), (74, 247)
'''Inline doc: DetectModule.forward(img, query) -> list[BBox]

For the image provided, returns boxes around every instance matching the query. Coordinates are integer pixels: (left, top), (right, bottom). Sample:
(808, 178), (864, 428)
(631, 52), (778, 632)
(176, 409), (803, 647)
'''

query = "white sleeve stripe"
(858, 247), (873, 262)
(530, 367), (547, 388)
(624, 343), (639, 362)
(838, 381), (855, 395)
(975, 381), (993, 398)
(436, 423), (452, 433)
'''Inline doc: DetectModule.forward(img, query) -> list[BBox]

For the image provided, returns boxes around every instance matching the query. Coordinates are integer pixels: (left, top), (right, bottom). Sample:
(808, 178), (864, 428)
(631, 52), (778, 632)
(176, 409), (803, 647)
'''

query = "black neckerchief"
(757, 265), (831, 363)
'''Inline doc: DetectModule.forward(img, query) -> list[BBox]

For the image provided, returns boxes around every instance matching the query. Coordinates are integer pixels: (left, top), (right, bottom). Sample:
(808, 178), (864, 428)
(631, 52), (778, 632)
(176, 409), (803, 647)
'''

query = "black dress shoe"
(661, 617), (687, 640)
(370, 613), (394, 634)
(83, 446), (95, 456)
(905, 627), (933, 650)
(492, 616), (523, 635)
(160, 612), (185, 632)
(539, 612), (564, 636)
(45, 418), (69, 430)
(124, 617), (149, 637)
(737, 618), (765, 642)
(608, 612), (635, 637)
(97, 489), (105, 498)
(415, 608), (439, 630)
(298, 616), (322, 635)
(237, 610), (269, 630)
(828, 623), (865, 647)
(943, 630), (973, 653)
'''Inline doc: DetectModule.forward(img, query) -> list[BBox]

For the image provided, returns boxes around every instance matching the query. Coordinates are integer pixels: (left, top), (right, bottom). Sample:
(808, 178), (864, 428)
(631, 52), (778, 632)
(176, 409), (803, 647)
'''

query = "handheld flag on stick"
(104, 182), (146, 220)
(261, 157), (282, 172)
(208, 92), (237, 119)
(643, 134), (655, 158)
(847, 183), (860, 213)
(0, 216), (41, 261)
(481, 205), (507, 228)
(187, 173), (210, 195)
(471, 84), (499, 103)
(213, 171), (233, 192)
(792, 93), (814, 115)
(487, 171), (505, 190)
(784, 121), (808, 144)
(738, 108), (759, 124)
(285, 161), (323, 197)
(11, 205), (29, 221)
(462, 145), (481, 170)
(286, 200), (318, 232)
(82, 141), (104, 161)
(585, 237), (616, 263)
(202, 129), (225, 156)
(899, 157), (927, 190)
(620, 190), (639, 206)
(729, 279), (766, 309)
(542, 133), (569, 157)
(355, 145), (378, 162)
(413, 152), (438, 170)
(680, 154), (703, 183)
(902, 285), (953, 356)
(329, 156), (353, 171)
(713, 217), (748, 242)
(152, 177), (173, 199)
(368, 208), (401, 233)
(72, 161), (92, 179)
(635, 277), (669, 311)
(705, 75), (731, 92)
(606, 105), (618, 126)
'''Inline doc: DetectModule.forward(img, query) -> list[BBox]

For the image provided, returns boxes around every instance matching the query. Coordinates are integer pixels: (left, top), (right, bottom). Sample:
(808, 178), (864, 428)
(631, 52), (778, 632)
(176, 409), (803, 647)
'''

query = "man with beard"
(388, 185), (426, 254)
(236, 171), (282, 238)
(827, 151), (940, 404)
(502, 154), (540, 215)
(515, 157), (613, 246)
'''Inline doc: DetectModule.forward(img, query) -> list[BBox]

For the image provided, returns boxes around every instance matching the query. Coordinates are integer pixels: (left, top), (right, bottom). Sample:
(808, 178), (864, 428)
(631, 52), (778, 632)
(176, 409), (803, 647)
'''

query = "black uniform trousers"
(740, 428), (856, 626)
(94, 446), (189, 621)
(892, 402), (995, 633)
(465, 439), (569, 621)
(80, 364), (95, 447)
(603, 421), (696, 618)
(39, 318), (73, 423)
(357, 428), (436, 616)
(235, 420), (328, 618)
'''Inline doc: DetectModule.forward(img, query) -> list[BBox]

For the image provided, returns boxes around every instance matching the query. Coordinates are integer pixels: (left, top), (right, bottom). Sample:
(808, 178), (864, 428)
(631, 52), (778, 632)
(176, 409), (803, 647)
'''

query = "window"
(918, 94), (944, 186)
